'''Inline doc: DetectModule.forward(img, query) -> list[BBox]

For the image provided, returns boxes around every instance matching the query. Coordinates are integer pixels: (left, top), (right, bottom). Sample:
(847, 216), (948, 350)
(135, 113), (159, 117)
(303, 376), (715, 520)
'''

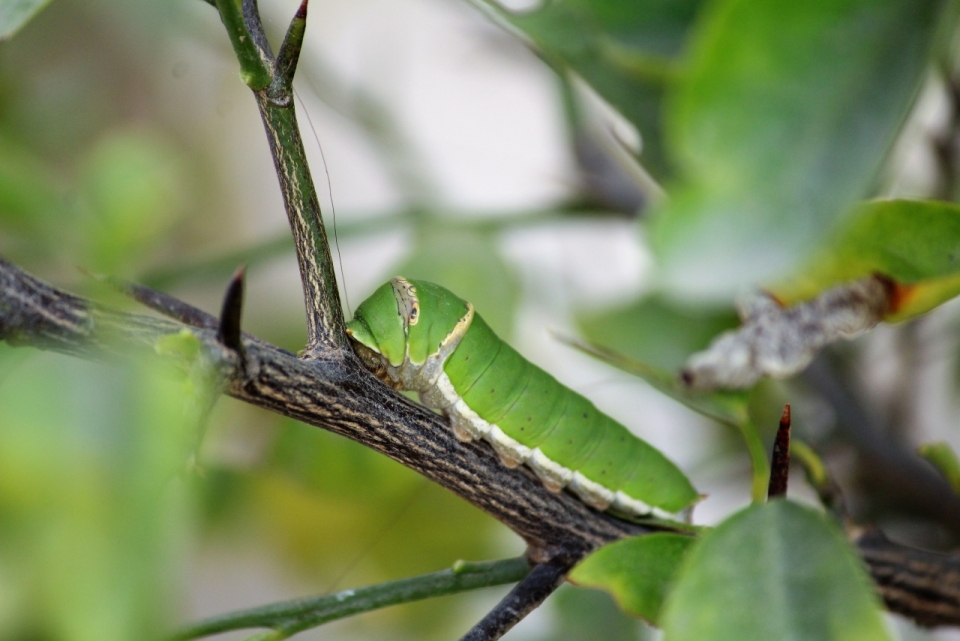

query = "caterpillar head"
(346, 276), (419, 368)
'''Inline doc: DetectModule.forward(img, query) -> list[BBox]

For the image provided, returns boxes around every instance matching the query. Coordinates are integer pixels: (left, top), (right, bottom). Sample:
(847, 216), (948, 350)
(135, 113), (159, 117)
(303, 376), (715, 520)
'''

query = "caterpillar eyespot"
(346, 277), (699, 520)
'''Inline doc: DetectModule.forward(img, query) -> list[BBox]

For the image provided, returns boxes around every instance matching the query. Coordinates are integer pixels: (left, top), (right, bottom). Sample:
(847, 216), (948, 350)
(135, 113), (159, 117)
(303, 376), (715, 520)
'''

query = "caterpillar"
(346, 277), (698, 519)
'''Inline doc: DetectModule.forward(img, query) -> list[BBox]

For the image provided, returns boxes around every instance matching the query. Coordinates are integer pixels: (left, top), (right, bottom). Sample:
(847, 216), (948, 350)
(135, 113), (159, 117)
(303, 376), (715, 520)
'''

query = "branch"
(213, 0), (271, 90)
(270, 0), (307, 101)
(0, 258), (650, 561)
(459, 560), (571, 641)
(3, 261), (960, 630)
(856, 529), (960, 627)
(803, 356), (960, 535)
(237, 0), (347, 355)
(241, 0), (273, 61)
(174, 557), (531, 640)
(203, 0), (346, 354)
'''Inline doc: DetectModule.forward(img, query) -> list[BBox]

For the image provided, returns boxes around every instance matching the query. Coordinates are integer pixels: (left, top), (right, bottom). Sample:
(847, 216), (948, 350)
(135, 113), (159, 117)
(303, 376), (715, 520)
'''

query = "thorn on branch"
(217, 265), (246, 356)
(767, 404), (791, 499)
(459, 560), (571, 641)
(271, 0), (308, 103)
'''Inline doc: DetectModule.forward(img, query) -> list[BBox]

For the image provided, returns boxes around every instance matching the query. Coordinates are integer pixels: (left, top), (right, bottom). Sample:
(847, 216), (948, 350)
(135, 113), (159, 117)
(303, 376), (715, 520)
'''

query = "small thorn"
(767, 404), (792, 499)
(217, 265), (246, 353)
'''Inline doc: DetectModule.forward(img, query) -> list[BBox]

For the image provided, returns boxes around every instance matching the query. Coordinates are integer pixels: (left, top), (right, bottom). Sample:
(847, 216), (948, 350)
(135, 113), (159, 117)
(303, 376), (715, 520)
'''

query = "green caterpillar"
(346, 277), (698, 518)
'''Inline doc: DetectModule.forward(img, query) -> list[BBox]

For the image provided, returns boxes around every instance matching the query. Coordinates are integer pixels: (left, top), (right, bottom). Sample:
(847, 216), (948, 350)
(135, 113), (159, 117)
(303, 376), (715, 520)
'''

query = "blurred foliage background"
(2, 0), (960, 639)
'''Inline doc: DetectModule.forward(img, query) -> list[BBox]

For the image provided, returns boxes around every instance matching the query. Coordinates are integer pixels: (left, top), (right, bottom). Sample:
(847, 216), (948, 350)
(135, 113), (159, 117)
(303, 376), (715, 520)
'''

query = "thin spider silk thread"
(294, 87), (351, 316)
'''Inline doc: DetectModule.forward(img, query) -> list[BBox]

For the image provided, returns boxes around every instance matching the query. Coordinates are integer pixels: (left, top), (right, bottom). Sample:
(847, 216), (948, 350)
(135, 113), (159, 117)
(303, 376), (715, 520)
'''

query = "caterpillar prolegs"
(346, 277), (699, 519)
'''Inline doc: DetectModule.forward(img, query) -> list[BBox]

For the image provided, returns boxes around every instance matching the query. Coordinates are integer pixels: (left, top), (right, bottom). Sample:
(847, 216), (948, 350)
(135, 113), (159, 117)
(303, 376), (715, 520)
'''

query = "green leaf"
(0, 351), (197, 641)
(772, 199), (960, 321)
(570, 533), (695, 625)
(557, 334), (749, 428)
(485, 0), (704, 180)
(661, 501), (891, 641)
(0, 0), (54, 40)
(653, 0), (947, 298)
(918, 441), (960, 494)
(577, 294), (738, 371)
(544, 584), (649, 641)
(78, 129), (188, 275)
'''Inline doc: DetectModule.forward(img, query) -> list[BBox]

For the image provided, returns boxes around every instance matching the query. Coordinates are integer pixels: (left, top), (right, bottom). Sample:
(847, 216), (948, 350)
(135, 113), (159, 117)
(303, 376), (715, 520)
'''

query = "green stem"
(213, 0), (271, 90)
(173, 557), (531, 640)
(740, 419), (770, 502)
(211, 0), (344, 353)
(255, 90), (348, 353)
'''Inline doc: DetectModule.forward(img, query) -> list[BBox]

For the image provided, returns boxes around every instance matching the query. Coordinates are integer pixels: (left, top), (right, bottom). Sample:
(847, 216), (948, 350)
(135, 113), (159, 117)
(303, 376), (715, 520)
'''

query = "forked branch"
(1, 0), (957, 638)
(213, 0), (347, 355)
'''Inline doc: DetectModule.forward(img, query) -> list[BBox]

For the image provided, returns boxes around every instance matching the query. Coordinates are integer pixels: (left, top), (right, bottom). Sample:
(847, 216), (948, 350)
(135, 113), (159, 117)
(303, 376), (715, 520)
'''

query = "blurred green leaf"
(485, 0), (703, 180)
(918, 441), (960, 494)
(397, 222), (519, 337)
(570, 533), (695, 625)
(653, 0), (947, 298)
(0, 0), (54, 40)
(256, 419), (505, 617)
(773, 199), (960, 321)
(577, 294), (737, 371)
(78, 128), (188, 275)
(0, 350), (196, 641)
(661, 501), (891, 641)
(540, 584), (648, 641)
(557, 334), (748, 427)
(0, 135), (63, 232)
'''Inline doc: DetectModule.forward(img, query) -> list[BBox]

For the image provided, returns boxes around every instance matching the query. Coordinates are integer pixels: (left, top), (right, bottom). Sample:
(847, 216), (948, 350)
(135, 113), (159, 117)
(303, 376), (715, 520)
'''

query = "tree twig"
(213, 0), (270, 90)
(5, 259), (960, 630)
(459, 560), (571, 641)
(856, 529), (960, 627)
(803, 356), (960, 534)
(173, 557), (531, 640)
(0, 258), (653, 561)
(204, 0), (346, 355)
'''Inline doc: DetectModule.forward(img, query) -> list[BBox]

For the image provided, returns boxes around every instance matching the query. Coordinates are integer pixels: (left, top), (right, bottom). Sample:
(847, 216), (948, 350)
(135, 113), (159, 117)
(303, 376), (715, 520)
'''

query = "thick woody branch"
(2, 260), (960, 628)
(856, 529), (960, 627)
(0, 258), (646, 561)
(6, 259), (960, 630)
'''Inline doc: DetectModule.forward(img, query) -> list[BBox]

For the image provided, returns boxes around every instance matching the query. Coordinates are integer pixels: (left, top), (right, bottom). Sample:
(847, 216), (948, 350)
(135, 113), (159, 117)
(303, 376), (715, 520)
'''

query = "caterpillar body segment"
(346, 277), (699, 519)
